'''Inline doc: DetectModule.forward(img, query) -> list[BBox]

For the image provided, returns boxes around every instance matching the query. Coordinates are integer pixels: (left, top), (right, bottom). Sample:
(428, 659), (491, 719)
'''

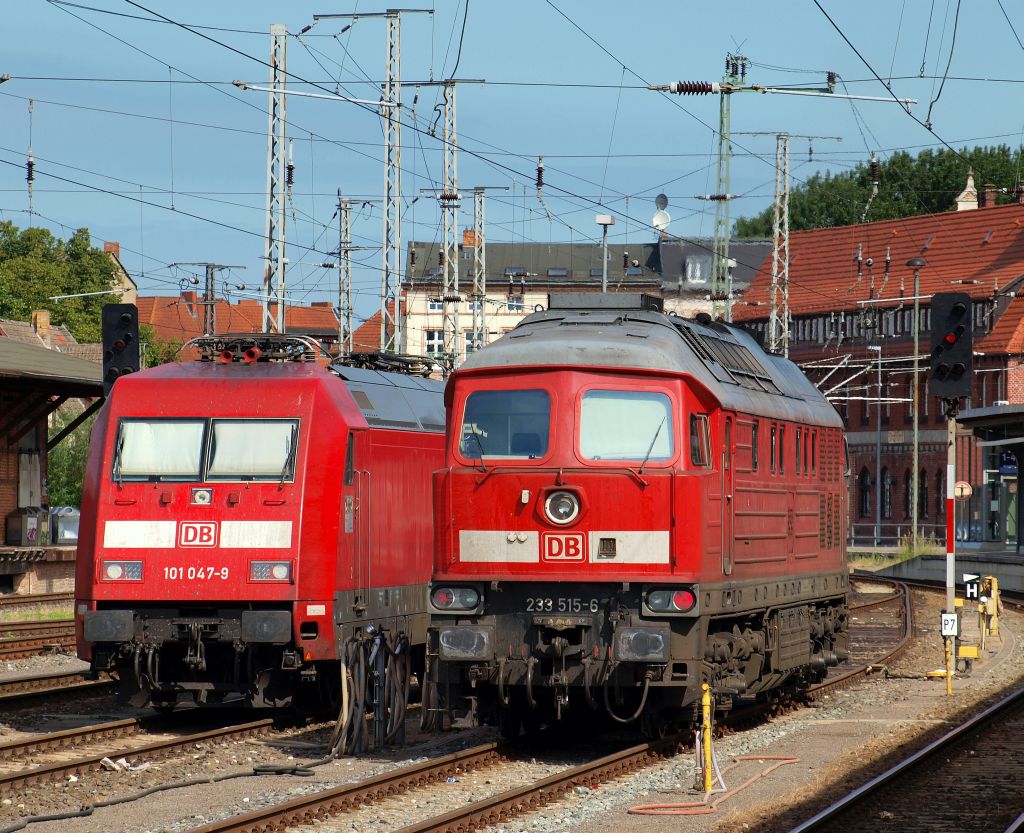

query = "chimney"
(103, 241), (121, 259)
(31, 310), (51, 348)
(979, 183), (999, 208)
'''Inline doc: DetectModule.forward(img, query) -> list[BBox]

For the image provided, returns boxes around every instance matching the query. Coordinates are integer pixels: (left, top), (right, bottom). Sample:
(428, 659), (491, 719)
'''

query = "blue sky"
(2, 1), (1021, 324)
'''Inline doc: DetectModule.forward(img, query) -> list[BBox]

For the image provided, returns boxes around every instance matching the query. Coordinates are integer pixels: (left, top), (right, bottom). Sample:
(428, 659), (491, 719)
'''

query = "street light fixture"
(907, 257), (926, 553)
(596, 214), (615, 293)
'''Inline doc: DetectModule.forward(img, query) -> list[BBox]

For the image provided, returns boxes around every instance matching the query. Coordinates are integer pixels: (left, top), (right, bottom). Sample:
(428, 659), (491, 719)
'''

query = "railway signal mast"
(261, 24), (288, 334)
(929, 292), (973, 695)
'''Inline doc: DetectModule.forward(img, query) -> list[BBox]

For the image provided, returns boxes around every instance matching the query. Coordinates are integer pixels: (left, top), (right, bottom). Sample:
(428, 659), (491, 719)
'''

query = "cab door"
(722, 415), (734, 575)
(341, 430), (371, 617)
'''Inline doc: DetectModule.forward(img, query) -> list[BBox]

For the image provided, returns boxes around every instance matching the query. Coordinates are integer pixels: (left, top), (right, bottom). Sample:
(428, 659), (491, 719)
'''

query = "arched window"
(904, 469), (912, 519)
(919, 469), (929, 519)
(882, 468), (892, 519)
(936, 470), (945, 517)
(858, 468), (872, 518)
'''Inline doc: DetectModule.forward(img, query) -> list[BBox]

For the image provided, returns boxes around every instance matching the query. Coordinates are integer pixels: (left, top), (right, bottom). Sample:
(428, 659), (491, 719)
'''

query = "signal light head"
(943, 332), (957, 345)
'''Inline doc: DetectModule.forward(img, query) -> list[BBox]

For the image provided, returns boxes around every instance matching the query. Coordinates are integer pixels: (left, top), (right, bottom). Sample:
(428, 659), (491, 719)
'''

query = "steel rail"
(0, 717), (141, 762)
(787, 686), (1024, 832)
(188, 741), (508, 833)
(0, 671), (114, 704)
(807, 580), (912, 698)
(391, 738), (682, 833)
(0, 718), (274, 791)
(0, 621), (75, 658)
(0, 592), (74, 609)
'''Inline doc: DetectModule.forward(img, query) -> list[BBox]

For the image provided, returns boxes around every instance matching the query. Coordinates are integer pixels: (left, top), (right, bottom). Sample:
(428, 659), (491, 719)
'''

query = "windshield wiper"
(279, 425), (298, 490)
(464, 429), (488, 473)
(638, 416), (666, 476)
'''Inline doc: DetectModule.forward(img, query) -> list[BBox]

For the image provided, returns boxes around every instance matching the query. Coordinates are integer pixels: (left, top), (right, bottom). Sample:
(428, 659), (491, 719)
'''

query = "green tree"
(140, 324), (182, 367)
(734, 145), (1024, 237)
(0, 221), (118, 342)
(46, 410), (96, 508)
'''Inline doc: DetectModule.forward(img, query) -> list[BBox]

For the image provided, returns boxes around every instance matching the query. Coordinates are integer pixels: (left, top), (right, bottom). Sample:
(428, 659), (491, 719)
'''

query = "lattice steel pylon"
(338, 191), (353, 354)
(261, 24), (288, 333)
(470, 187), (486, 356)
(440, 82), (461, 375)
(381, 10), (402, 353)
(769, 134), (790, 356)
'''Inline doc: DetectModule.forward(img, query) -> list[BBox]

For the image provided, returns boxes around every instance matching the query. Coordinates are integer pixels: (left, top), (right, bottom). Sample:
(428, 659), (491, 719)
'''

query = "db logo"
(179, 521), (218, 547)
(541, 532), (587, 562)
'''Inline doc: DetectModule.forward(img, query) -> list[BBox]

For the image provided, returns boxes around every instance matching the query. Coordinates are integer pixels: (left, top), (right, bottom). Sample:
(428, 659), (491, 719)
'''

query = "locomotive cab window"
(113, 419), (205, 481)
(580, 390), (673, 461)
(459, 389), (550, 460)
(207, 419), (299, 481)
(689, 413), (711, 467)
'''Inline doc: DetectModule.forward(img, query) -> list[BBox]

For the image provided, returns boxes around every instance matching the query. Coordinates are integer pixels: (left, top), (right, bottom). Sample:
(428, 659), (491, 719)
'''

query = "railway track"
(0, 592), (74, 612)
(0, 670), (115, 705)
(0, 619), (75, 658)
(788, 685), (1024, 833)
(0, 717), (275, 792)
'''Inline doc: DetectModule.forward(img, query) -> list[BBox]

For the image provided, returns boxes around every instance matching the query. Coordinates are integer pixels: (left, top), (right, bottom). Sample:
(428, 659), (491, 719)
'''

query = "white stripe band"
(459, 530), (539, 563)
(103, 520), (176, 549)
(221, 521), (292, 549)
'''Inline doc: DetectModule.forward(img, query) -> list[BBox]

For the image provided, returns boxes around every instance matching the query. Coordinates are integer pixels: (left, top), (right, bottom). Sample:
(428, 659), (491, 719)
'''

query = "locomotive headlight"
(191, 488), (213, 506)
(544, 490), (580, 525)
(250, 560), (292, 582)
(431, 586), (480, 611)
(102, 560), (143, 581)
(646, 587), (697, 613)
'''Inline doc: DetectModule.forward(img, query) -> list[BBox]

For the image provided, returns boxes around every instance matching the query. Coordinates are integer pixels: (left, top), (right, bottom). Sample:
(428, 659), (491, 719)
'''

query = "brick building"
(734, 196), (1024, 550)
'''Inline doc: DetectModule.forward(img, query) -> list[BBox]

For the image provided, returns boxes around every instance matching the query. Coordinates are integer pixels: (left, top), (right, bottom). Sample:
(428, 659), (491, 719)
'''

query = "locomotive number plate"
(163, 566), (230, 581)
(526, 597), (598, 614)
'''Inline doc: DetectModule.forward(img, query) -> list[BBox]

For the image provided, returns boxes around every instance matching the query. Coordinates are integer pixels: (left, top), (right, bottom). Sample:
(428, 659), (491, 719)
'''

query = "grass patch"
(0, 607), (73, 624)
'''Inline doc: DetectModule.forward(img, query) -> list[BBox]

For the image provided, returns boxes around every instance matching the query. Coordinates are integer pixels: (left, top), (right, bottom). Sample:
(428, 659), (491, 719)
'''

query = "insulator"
(622, 253), (629, 269)
(438, 251), (445, 267)
(410, 249), (417, 266)
(440, 191), (460, 202)
(670, 80), (714, 95)
(827, 70), (837, 89)
(441, 294), (463, 303)
(870, 156), (880, 184)
(286, 162), (295, 187)
(26, 158), (34, 184)
(536, 156), (544, 190)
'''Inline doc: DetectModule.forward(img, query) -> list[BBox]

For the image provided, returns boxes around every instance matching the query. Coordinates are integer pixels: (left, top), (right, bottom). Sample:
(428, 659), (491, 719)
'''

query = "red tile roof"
(976, 295), (1024, 355)
(734, 203), (1024, 323)
(136, 294), (339, 345)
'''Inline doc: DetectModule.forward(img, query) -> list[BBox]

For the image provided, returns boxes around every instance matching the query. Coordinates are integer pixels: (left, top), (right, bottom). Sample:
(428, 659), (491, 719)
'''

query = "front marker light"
(102, 560), (143, 581)
(250, 561), (292, 582)
(431, 586), (480, 611)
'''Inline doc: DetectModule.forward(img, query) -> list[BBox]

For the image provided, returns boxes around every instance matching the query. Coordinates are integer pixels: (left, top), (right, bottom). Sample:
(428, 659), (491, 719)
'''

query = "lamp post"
(907, 257), (926, 553)
(596, 215), (615, 293)
(868, 344), (882, 546)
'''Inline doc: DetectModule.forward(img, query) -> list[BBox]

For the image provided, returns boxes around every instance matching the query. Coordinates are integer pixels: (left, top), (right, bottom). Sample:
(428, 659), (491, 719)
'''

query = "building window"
(464, 330), (482, 356)
(504, 266), (525, 276)
(547, 267), (568, 278)
(686, 258), (707, 284)
(427, 298), (443, 312)
(425, 330), (443, 355)
(903, 469), (912, 519)
(506, 296), (524, 313)
(936, 471), (945, 517)
(919, 469), (929, 519)
(466, 300), (481, 313)
(882, 468), (892, 519)
(859, 468), (872, 518)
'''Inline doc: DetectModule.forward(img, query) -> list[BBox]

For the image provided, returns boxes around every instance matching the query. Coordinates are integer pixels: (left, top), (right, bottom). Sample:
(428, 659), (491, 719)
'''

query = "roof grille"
(676, 323), (780, 394)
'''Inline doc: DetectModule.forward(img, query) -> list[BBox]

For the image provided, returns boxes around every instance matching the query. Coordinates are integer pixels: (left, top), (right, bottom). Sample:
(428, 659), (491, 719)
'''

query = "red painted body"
(76, 359), (442, 707)
(435, 367), (846, 584)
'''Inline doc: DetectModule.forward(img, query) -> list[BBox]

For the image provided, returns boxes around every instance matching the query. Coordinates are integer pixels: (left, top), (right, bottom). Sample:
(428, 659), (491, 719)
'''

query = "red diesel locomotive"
(428, 294), (849, 734)
(77, 336), (443, 729)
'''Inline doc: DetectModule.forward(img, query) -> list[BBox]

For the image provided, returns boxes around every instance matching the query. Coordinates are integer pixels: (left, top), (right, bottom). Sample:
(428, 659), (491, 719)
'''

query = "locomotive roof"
(116, 361), (445, 433)
(458, 307), (842, 428)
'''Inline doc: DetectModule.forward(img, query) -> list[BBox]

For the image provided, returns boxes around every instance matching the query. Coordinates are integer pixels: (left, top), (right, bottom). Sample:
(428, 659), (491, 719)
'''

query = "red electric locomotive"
(428, 294), (849, 734)
(77, 336), (443, 724)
